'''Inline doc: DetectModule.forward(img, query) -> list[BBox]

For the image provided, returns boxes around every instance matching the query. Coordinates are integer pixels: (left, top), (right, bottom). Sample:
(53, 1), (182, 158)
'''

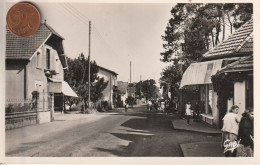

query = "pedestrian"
(193, 101), (200, 122)
(125, 102), (128, 112)
(148, 100), (152, 112)
(221, 105), (241, 157)
(185, 102), (192, 125)
(236, 108), (254, 157)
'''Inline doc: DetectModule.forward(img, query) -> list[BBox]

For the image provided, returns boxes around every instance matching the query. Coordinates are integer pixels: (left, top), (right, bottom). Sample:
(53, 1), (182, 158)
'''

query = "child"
(185, 102), (192, 125)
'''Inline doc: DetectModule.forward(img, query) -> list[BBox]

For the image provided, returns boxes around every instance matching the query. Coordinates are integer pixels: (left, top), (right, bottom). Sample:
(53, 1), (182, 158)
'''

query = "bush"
(5, 103), (34, 113)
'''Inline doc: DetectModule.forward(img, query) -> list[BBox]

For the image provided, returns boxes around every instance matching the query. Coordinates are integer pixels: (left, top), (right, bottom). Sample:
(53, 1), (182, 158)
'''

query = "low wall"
(38, 111), (51, 124)
(5, 112), (37, 130)
(201, 114), (214, 125)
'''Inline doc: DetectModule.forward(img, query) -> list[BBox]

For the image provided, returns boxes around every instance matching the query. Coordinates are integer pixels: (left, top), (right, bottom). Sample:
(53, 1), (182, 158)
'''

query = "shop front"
(180, 59), (223, 127)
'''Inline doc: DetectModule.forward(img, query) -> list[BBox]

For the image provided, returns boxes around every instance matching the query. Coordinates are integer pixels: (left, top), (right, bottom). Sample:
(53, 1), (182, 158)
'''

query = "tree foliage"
(140, 79), (158, 99)
(161, 3), (253, 63)
(159, 64), (182, 99)
(160, 3), (253, 98)
(64, 53), (108, 111)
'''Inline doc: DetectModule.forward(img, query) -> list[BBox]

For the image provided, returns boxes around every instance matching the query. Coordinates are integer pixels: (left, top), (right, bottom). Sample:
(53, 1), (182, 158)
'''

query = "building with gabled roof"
(97, 66), (118, 108)
(180, 19), (253, 128)
(6, 22), (77, 129)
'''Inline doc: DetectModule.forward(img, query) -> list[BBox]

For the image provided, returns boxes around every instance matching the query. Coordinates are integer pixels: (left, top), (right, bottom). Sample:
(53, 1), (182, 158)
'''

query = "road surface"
(6, 105), (221, 157)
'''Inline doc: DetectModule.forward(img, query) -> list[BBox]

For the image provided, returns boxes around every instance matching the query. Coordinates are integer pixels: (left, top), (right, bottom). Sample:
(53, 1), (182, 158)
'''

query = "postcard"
(0, 0), (260, 164)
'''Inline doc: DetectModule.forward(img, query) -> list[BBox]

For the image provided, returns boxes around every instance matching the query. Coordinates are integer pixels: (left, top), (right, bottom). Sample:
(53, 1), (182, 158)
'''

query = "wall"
(52, 49), (64, 80)
(227, 97), (234, 113)
(6, 61), (25, 102)
(234, 80), (246, 115)
(98, 69), (117, 106)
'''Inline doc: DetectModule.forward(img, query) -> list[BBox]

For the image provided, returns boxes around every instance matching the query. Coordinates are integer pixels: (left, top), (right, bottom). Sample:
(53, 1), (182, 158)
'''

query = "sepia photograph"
(0, 0), (259, 164)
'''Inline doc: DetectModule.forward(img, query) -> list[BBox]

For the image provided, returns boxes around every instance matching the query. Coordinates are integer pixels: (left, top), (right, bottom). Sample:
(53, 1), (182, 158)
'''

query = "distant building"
(97, 66), (118, 108)
(117, 81), (128, 106)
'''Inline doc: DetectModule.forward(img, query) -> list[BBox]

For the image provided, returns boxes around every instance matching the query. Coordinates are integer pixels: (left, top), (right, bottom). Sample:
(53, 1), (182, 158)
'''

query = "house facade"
(97, 66), (118, 108)
(117, 81), (128, 106)
(180, 19), (253, 128)
(6, 23), (77, 128)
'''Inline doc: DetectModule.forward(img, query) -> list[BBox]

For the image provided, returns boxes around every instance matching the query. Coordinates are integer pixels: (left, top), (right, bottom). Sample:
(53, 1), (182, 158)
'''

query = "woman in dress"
(185, 102), (192, 125)
(237, 108), (254, 157)
(222, 105), (241, 157)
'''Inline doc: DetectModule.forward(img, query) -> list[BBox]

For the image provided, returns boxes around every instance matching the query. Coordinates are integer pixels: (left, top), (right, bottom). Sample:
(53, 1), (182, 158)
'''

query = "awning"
(48, 78), (78, 97)
(180, 59), (223, 88)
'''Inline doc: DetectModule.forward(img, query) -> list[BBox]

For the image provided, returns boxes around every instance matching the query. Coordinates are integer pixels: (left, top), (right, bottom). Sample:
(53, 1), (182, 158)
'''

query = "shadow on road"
(95, 107), (221, 157)
(95, 111), (184, 156)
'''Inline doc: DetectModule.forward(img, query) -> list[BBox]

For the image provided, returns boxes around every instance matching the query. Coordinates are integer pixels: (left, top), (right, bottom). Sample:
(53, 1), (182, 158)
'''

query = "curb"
(172, 120), (222, 136)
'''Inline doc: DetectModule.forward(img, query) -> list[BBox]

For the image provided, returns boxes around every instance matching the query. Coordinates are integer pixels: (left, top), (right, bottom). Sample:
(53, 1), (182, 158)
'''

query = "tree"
(160, 3), (253, 98)
(159, 64), (182, 99)
(161, 3), (253, 64)
(141, 79), (158, 100)
(64, 53), (108, 112)
(126, 96), (135, 107)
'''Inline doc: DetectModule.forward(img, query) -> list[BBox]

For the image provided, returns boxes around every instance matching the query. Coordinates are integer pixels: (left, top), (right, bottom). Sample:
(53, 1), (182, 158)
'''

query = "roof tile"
(6, 23), (64, 60)
(203, 19), (253, 59)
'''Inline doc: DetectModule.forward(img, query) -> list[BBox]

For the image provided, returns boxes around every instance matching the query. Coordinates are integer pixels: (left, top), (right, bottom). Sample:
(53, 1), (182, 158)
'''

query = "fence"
(5, 92), (53, 130)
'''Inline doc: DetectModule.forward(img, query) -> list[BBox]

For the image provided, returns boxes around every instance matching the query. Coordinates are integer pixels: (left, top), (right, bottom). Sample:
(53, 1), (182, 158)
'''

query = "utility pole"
(130, 61), (131, 83)
(140, 75), (142, 98)
(88, 21), (91, 110)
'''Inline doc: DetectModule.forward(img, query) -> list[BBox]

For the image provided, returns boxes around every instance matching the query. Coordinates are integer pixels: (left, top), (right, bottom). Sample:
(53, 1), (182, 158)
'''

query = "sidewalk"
(172, 119), (224, 157)
(172, 119), (221, 135)
(180, 141), (224, 157)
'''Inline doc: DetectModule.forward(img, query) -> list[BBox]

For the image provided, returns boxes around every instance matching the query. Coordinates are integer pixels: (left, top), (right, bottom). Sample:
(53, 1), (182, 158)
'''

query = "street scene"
(4, 2), (254, 159)
(6, 106), (222, 157)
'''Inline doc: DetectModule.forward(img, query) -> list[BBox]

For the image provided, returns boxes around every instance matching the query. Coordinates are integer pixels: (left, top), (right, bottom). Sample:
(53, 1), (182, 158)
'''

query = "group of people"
(147, 99), (167, 112)
(222, 105), (254, 157)
(184, 102), (254, 157)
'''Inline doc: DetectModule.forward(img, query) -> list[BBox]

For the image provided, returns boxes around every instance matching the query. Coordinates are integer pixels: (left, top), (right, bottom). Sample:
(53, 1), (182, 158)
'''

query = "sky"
(6, 2), (174, 86)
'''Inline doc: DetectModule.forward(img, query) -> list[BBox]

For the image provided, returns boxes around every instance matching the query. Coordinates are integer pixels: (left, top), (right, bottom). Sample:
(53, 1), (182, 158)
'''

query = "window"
(36, 52), (41, 68)
(46, 48), (51, 69)
(200, 84), (213, 115)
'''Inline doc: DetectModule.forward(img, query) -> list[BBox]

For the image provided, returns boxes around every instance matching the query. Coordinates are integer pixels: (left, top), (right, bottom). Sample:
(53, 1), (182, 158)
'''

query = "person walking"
(222, 105), (241, 157)
(185, 102), (192, 125)
(125, 102), (129, 112)
(148, 100), (152, 112)
(193, 102), (200, 122)
(237, 108), (254, 157)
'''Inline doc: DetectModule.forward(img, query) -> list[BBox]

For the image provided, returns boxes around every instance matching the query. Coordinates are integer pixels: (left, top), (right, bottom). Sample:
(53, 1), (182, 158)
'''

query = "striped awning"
(48, 78), (78, 97)
(180, 59), (223, 88)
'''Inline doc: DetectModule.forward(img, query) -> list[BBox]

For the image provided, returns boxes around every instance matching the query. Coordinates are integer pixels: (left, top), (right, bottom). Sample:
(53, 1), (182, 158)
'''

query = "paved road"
(6, 105), (221, 157)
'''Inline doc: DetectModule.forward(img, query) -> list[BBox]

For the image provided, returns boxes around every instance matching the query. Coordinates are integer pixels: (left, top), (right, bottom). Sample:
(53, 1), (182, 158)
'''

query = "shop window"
(200, 84), (213, 115)
(207, 85), (213, 115)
